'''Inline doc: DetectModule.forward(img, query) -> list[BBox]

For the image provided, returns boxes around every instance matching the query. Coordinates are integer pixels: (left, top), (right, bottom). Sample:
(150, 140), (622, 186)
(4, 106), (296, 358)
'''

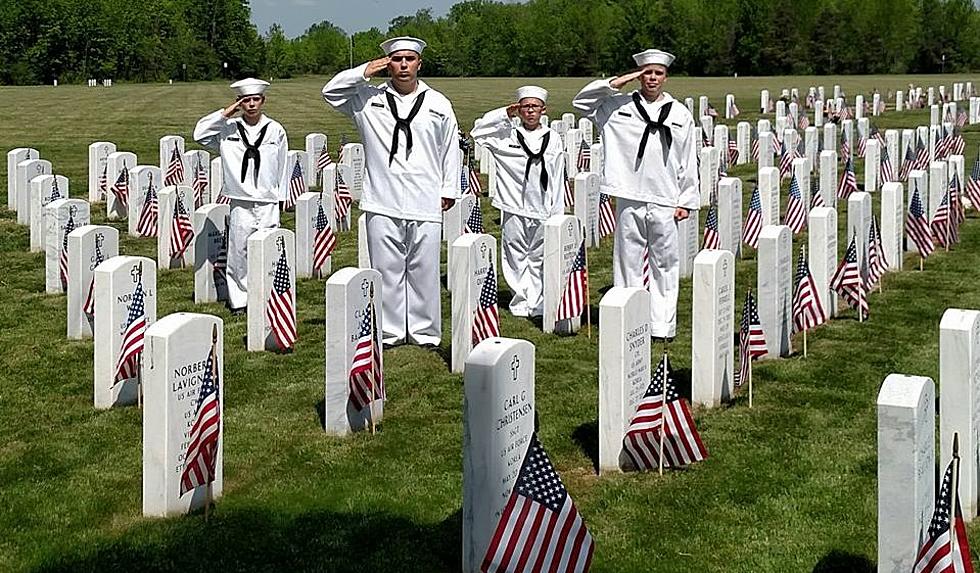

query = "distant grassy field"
(1, 73), (980, 572)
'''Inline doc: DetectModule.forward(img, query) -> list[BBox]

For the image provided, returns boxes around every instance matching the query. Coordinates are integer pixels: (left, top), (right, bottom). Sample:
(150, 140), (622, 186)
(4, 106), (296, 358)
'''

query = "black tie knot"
(516, 130), (551, 193)
(386, 90), (427, 165)
(236, 122), (269, 185)
(631, 93), (673, 167)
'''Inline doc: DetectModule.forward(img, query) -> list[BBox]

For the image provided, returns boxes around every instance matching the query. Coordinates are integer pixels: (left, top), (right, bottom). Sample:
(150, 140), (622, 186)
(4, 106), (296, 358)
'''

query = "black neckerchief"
(385, 89), (427, 165)
(515, 130), (550, 192)
(631, 92), (673, 166)
(236, 121), (270, 185)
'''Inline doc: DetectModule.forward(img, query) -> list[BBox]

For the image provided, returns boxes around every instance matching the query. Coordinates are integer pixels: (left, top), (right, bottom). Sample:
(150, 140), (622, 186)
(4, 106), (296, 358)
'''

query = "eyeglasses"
(519, 104), (544, 111)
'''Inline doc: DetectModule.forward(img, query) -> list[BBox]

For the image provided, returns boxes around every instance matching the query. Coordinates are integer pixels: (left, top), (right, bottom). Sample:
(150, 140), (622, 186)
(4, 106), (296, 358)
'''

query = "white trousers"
(613, 199), (679, 338)
(366, 213), (442, 346)
(500, 212), (545, 317)
(227, 199), (279, 310)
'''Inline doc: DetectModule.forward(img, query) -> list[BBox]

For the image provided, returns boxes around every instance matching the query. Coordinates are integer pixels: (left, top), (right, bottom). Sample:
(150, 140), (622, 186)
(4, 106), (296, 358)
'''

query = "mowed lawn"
(1, 73), (979, 572)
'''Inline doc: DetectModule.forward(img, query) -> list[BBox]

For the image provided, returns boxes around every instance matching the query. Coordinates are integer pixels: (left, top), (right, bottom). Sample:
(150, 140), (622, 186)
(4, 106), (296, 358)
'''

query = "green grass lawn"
(1, 74), (979, 572)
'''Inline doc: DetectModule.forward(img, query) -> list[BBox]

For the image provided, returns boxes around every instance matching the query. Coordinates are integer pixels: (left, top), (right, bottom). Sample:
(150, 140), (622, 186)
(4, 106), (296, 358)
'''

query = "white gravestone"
(578, 117), (594, 144)
(864, 139), (881, 193)
(928, 161), (947, 221)
(193, 203), (230, 304)
(487, 150), (498, 199)
(877, 374), (935, 573)
(29, 174), (68, 252)
(209, 156), (224, 203)
(896, 91), (905, 112)
(158, 186), (196, 270)
(819, 150), (838, 208)
(462, 337), (536, 573)
(880, 183), (904, 271)
(142, 313), (224, 517)
(324, 267), (385, 435)
(804, 127), (818, 170)
(45, 199), (90, 294)
(67, 225), (119, 339)
(106, 151), (137, 220)
(340, 143), (365, 201)
(182, 150), (210, 208)
(16, 158), (52, 225)
(885, 130), (900, 175)
(598, 287), (650, 474)
(93, 256), (157, 409)
(304, 133), (327, 187)
(321, 163), (353, 232)
(736, 122), (751, 165)
(699, 147), (718, 207)
(808, 207), (838, 318)
(574, 172), (600, 247)
(823, 122), (838, 156)
(792, 158), (811, 208)
(128, 166), (162, 237)
(565, 128), (583, 177)
(757, 132), (774, 169)
(757, 225), (792, 357)
(678, 209), (700, 278)
(8, 147), (38, 210)
(857, 118), (869, 148)
(444, 194), (477, 289)
(788, 102), (799, 127)
(247, 228), (296, 352)
(713, 125), (729, 152)
(699, 96), (709, 119)
(776, 100), (786, 122)
(814, 101), (824, 127)
(717, 177), (742, 255)
(88, 142), (115, 202)
(159, 136), (185, 185)
(561, 112), (575, 127)
(684, 98), (695, 115)
(725, 94), (737, 119)
(847, 192), (872, 282)
(295, 192), (337, 279)
(550, 120), (568, 149)
(855, 96), (865, 120)
(760, 89), (770, 113)
(930, 104), (939, 125)
(842, 120), (854, 160)
(590, 143), (604, 176)
(759, 167), (781, 225)
(949, 155), (965, 196)
(940, 309), (980, 520)
(451, 234), (498, 373)
(543, 214), (584, 335)
(357, 213), (370, 268)
(692, 249), (735, 407)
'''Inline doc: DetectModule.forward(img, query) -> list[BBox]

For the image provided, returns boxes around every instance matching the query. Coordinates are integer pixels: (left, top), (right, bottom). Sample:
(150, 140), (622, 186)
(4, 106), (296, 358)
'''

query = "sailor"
(321, 36), (461, 347)
(470, 86), (565, 318)
(193, 78), (289, 314)
(572, 48), (699, 340)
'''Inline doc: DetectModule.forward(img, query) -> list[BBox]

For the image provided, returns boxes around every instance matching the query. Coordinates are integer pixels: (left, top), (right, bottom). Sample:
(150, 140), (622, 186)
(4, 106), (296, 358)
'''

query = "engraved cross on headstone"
(361, 278), (370, 297)
(510, 355), (520, 381)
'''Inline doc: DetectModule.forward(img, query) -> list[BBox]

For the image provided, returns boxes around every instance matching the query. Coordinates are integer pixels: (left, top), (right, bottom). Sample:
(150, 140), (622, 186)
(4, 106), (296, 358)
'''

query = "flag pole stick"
(585, 242), (592, 340)
(658, 350), (667, 476)
(369, 283), (377, 436)
(205, 324), (218, 522)
(748, 359), (753, 409)
(920, 256), (924, 272)
(803, 328), (808, 358)
(951, 433), (961, 553)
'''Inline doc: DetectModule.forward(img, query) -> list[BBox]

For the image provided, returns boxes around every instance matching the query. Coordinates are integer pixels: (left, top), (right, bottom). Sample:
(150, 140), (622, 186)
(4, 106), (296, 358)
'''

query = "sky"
(249, 0), (460, 37)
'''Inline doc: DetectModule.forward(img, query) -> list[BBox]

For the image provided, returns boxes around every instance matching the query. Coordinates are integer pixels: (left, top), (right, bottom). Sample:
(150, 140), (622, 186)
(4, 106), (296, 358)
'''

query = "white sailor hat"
(230, 78), (270, 97)
(380, 36), (427, 55)
(515, 86), (548, 103)
(632, 49), (675, 68)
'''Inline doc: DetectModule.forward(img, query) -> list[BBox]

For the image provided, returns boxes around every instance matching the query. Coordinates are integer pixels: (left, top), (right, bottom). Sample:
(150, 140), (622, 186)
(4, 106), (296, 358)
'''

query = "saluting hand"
(364, 57), (391, 78)
(610, 69), (645, 90)
(505, 102), (521, 118)
(221, 99), (242, 118)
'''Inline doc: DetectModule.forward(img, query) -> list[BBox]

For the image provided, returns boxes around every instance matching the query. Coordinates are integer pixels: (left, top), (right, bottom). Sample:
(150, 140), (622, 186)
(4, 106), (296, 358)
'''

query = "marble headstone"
(128, 166), (162, 237)
(757, 225), (792, 357)
(29, 174), (69, 252)
(880, 183), (904, 271)
(939, 309), (980, 520)
(157, 186), (196, 270)
(16, 158), (52, 225)
(451, 233), (498, 372)
(759, 167), (781, 225)
(692, 249), (735, 407)
(808, 207), (838, 318)
(88, 142), (115, 202)
(67, 224), (119, 339)
(295, 191), (337, 279)
(193, 203), (230, 303)
(247, 228), (296, 352)
(717, 177), (742, 254)
(45, 199), (90, 294)
(8, 147), (39, 210)
(573, 172), (600, 247)
(543, 215), (584, 335)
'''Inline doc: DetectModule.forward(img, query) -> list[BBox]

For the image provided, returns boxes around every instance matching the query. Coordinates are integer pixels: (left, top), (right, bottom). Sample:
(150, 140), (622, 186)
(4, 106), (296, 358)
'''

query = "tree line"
(1, 0), (978, 85)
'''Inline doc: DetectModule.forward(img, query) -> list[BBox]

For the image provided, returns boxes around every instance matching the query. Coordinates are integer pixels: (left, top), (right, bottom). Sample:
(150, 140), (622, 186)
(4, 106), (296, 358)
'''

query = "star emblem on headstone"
(510, 355), (520, 380)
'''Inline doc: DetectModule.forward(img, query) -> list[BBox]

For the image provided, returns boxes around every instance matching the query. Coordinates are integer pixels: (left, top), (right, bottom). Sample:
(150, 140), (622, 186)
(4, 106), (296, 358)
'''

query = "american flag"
(810, 178), (825, 209)
(192, 158), (208, 208)
(312, 197), (337, 275)
(641, 249), (650, 290)
(563, 175), (574, 209)
(622, 353), (708, 470)
(110, 166), (129, 209)
(59, 210), (76, 291)
(472, 260), (500, 347)
(771, 130), (782, 158)
(737, 290), (767, 387)
(936, 128), (952, 160)
(783, 174), (807, 234)
(334, 168), (353, 230)
(481, 432), (594, 573)
(284, 157), (306, 210)
(169, 193), (194, 259)
(750, 127), (760, 162)
(908, 184), (936, 258)
(468, 164), (483, 196)
(932, 186), (955, 249)
(830, 235), (868, 318)
(779, 140), (794, 178)
(912, 453), (974, 573)
(743, 185), (764, 249)
(951, 130), (966, 156)
(164, 145), (184, 187)
(556, 240), (587, 321)
(706, 103), (718, 118)
(597, 193), (616, 239)
(880, 145), (894, 184)
(98, 164), (108, 200)
(113, 278), (146, 384)
(840, 131), (851, 162)
(798, 113), (810, 130)
(727, 98), (740, 118)
(349, 297), (384, 412)
(464, 201), (484, 234)
(577, 140), (591, 172)
(792, 248), (827, 333)
(727, 136), (739, 165)
(179, 338), (221, 496)
(957, 109), (968, 128)
(914, 134), (930, 171)
(136, 177), (158, 237)
(966, 156), (980, 211)
(867, 217), (889, 289)
(316, 142), (333, 175)
(900, 143), (916, 181)
(837, 157), (858, 199)
(857, 132), (868, 158)
(83, 234), (105, 316)
(265, 247), (297, 351)
(702, 200), (721, 250)
(50, 177), (62, 201)
(949, 174), (964, 242)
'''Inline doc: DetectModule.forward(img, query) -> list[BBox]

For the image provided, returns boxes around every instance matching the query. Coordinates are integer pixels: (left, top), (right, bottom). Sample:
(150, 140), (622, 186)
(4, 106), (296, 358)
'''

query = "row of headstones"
(87, 79), (113, 87)
(758, 82), (973, 114)
(877, 308), (980, 569)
